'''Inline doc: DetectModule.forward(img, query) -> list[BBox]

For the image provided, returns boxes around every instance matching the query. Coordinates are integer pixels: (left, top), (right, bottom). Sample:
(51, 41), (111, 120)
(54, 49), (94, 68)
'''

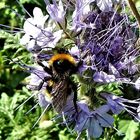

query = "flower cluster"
(18, 0), (140, 139)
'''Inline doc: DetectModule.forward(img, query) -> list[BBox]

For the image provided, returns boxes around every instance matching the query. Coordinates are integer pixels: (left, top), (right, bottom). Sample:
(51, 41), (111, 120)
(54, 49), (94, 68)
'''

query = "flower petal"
(97, 113), (114, 127)
(93, 71), (116, 83)
(88, 117), (103, 138)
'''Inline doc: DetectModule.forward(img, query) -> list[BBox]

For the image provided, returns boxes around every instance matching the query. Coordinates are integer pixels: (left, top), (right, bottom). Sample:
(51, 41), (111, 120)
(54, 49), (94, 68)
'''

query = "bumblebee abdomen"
(51, 79), (71, 112)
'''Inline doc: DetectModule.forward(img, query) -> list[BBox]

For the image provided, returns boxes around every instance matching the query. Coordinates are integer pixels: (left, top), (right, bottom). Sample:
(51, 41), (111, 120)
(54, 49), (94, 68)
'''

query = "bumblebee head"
(48, 54), (77, 73)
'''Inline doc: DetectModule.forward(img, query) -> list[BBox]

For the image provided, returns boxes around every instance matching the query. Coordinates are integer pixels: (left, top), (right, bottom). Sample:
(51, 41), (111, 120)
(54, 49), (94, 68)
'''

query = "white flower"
(20, 7), (48, 50)
(23, 7), (48, 38)
(20, 7), (63, 51)
(20, 34), (30, 45)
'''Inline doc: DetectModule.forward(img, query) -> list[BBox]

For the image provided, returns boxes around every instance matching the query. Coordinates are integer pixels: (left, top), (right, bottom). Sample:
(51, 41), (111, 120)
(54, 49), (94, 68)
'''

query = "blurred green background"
(0, 0), (140, 140)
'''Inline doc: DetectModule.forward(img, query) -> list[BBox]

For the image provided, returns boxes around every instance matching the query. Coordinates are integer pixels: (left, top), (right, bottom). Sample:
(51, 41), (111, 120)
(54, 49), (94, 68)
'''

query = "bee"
(38, 53), (78, 113)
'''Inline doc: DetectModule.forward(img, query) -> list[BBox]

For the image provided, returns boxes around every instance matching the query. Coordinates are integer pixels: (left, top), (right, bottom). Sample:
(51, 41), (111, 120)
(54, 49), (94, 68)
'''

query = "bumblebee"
(38, 53), (78, 113)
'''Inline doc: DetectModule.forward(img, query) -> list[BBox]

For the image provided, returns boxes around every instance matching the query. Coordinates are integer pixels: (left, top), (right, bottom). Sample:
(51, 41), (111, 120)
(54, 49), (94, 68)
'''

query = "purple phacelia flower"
(10, 0), (140, 139)
(74, 102), (114, 138)
(55, 98), (114, 138)
(45, 0), (66, 26)
(72, 0), (95, 31)
(80, 10), (139, 84)
(101, 93), (140, 120)
(38, 93), (51, 108)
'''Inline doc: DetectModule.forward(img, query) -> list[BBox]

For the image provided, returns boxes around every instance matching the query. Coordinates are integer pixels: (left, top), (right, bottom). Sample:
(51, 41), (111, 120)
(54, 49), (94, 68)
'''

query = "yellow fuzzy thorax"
(48, 54), (76, 66)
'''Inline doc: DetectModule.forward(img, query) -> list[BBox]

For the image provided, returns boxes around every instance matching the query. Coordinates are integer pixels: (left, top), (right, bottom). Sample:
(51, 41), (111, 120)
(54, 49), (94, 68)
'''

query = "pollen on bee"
(44, 90), (52, 99)
(48, 80), (54, 87)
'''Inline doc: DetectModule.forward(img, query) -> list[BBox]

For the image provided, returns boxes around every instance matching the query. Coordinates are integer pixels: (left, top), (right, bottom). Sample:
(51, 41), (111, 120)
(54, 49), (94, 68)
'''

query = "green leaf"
(118, 120), (139, 140)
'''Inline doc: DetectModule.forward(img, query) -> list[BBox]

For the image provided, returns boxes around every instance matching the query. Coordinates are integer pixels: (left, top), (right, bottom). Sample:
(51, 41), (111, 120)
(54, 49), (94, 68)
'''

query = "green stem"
(127, 0), (140, 29)
(58, 22), (75, 41)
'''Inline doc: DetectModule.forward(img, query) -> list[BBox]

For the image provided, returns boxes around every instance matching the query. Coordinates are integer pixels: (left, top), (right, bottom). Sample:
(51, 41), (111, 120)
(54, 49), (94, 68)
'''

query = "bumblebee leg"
(73, 89), (78, 113)
(37, 60), (52, 75)
(70, 80), (78, 113)
(37, 80), (44, 90)
(37, 76), (51, 90)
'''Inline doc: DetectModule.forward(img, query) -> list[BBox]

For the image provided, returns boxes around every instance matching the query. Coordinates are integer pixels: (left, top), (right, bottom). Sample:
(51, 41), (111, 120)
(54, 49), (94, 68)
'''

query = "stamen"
(25, 102), (39, 115)
(32, 103), (50, 128)
(15, 92), (36, 111)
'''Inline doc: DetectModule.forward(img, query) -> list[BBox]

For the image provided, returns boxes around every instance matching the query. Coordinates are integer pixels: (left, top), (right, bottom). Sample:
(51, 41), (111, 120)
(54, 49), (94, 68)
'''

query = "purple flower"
(93, 71), (116, 83)
(101, 93), (140, 121)
(20, 7), (48, 47)
(72, 0), (95, 31)
(80, 10), (139, 85)
(53, 99), (114, 138)
(69, 46), (80, 57)
(38, 93), (51, 108)
(22, 65), (51, 90)
(74, 102), (114, 138)
(22, 7), (48, 38)
(97, 0), (120, 11)
(101, 93), (124, 114)
(93, 71), (131, 84)
(46, 0), (66, 26)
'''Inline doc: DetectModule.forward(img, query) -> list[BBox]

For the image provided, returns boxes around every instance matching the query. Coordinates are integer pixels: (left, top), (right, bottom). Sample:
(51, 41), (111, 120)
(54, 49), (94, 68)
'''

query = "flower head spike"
(80, 9), (140, 85)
